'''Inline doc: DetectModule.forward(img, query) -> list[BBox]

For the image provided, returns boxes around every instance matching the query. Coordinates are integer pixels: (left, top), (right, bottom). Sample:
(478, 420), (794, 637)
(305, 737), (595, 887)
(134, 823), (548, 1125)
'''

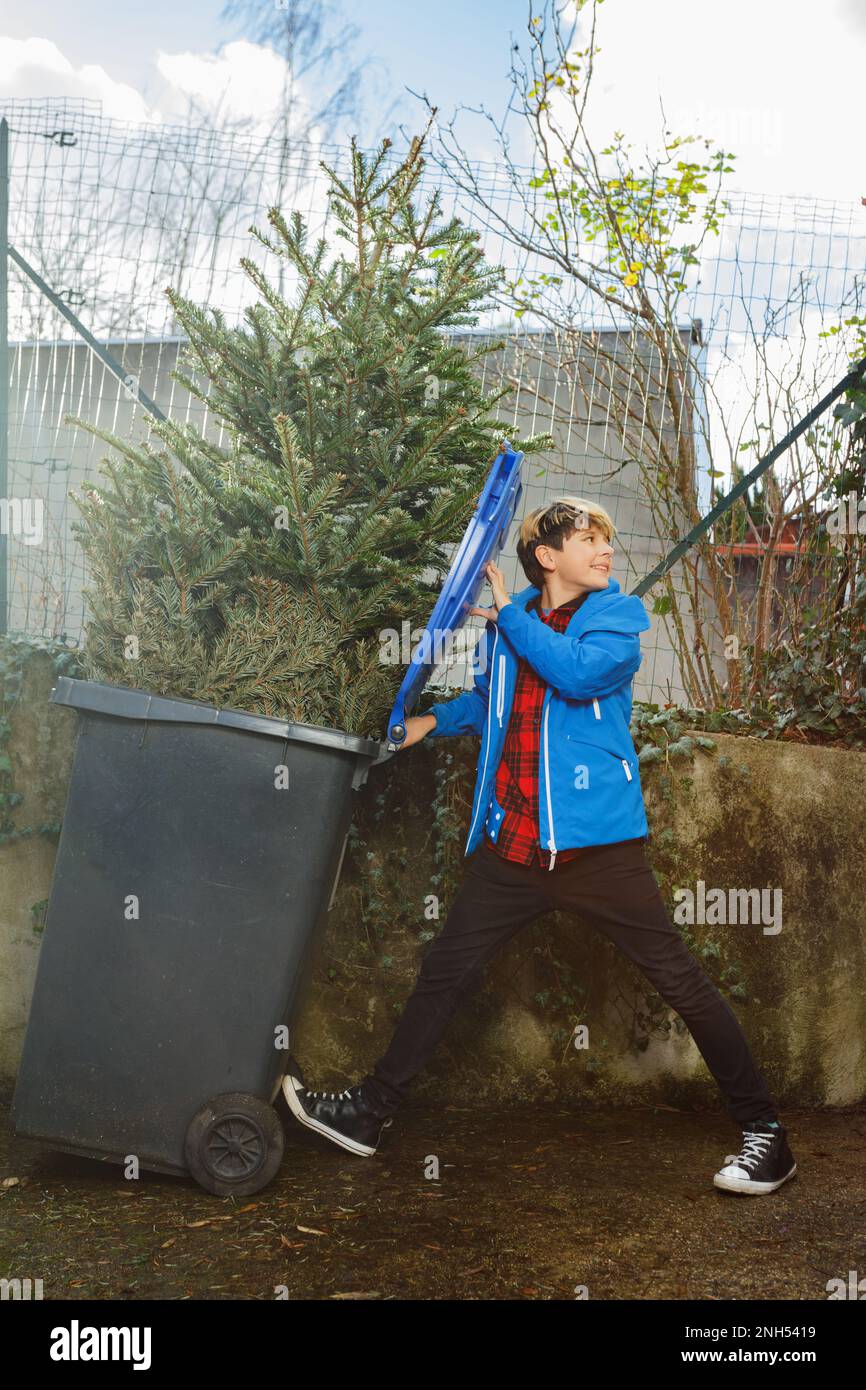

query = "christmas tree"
(66, 130), (550, 737)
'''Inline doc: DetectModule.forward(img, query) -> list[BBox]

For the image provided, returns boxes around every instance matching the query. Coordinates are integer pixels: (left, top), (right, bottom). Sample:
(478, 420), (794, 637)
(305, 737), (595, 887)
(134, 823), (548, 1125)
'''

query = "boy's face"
(537, 521), (614, 591)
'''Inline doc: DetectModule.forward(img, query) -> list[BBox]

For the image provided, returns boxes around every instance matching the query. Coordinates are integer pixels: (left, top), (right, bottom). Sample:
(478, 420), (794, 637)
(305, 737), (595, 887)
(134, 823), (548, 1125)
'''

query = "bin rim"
(50, 676), (389, 765)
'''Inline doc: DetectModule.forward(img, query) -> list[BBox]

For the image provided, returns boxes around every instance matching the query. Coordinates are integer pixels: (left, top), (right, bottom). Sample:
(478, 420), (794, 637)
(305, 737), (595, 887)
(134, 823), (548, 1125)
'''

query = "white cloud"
(0, 36), (149, 121)
(153, 39), (314, 134)
(0, 34), (318, 141)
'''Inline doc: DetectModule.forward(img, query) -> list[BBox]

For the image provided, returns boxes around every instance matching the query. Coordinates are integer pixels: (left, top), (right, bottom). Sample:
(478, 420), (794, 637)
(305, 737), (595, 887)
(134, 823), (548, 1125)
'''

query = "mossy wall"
(293, 731), (865, 1115)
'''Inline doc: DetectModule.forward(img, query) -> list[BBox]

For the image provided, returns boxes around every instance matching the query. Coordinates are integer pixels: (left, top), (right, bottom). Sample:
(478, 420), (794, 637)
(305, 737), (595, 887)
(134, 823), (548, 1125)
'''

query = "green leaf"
(667, 736), (695, 759)
(638, 745), (663, 764)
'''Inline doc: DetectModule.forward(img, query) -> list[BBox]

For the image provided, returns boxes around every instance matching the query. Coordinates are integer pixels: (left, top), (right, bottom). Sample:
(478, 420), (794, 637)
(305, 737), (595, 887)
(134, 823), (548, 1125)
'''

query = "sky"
(1, 0), (865, 201)
(1, 0), (864, 486)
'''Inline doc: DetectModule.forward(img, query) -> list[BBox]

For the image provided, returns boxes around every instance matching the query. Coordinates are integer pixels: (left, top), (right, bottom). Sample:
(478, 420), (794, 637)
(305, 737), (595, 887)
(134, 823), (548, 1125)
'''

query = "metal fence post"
(0, 118), (8, 635)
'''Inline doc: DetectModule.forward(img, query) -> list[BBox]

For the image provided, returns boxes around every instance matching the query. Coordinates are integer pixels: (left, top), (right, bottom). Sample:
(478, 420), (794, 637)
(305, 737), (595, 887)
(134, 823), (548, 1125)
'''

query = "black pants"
(359, 837), (779, 1128)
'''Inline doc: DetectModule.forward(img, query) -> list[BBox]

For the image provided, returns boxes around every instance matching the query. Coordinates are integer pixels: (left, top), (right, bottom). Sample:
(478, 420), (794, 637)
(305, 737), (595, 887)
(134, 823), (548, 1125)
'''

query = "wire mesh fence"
(1, 96), (864, 707)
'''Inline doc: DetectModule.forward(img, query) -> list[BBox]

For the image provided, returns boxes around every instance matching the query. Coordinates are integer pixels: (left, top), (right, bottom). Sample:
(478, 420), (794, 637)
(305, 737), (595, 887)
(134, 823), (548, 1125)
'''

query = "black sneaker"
(280, 1063), (393, 1157)
(713, 1120), (797, 1195)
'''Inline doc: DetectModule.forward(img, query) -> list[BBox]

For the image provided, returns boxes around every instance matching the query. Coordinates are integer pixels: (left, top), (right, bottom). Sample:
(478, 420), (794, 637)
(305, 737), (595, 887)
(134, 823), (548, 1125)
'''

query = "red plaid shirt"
(485, 593), (588, 868)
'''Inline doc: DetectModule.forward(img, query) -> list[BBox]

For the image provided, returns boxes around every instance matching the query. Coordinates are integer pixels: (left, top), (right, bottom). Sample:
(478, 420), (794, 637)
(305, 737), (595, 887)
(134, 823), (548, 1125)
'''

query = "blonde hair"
(516, 496), (616, 587)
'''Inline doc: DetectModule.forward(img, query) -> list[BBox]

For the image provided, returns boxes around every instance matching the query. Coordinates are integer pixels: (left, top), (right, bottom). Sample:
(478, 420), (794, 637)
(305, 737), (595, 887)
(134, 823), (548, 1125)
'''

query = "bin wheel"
(185, 1093), (284, 1197)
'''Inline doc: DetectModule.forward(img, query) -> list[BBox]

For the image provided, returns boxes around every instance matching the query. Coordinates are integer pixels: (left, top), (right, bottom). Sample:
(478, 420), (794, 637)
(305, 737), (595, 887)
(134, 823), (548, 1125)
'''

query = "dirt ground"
(1, 1100), (864, 1301)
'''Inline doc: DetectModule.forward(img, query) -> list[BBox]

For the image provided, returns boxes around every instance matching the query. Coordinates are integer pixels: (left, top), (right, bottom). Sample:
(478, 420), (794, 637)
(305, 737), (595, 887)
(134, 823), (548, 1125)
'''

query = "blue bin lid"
(385, 440), (524, 748)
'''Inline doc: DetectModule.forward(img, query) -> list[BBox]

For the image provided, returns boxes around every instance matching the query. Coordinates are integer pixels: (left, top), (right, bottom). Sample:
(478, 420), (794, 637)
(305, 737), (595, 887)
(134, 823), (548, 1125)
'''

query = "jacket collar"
(528, 592), (584, 616)
(512, 578), (621, 626)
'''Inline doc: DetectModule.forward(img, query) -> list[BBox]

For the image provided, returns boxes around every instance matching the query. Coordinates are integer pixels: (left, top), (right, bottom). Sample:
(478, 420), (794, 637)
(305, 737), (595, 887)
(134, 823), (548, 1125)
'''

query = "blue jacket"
(426, 578), (652, 867)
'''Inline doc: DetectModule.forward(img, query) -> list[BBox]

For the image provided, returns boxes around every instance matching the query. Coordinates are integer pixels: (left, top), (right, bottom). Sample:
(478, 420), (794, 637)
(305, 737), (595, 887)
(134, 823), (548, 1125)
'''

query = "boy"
(283, 498), (797, 1196)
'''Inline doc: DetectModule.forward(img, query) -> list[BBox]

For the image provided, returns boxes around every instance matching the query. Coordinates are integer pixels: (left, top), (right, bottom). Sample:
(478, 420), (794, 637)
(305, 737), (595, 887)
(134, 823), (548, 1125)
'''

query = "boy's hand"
(399, 713), (436, 749)
(469, 560), (511, 623)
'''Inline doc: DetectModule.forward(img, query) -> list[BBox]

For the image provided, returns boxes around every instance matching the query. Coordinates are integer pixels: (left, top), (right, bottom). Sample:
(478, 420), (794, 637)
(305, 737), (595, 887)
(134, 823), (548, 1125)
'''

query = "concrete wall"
(2, 650), (864, 1115)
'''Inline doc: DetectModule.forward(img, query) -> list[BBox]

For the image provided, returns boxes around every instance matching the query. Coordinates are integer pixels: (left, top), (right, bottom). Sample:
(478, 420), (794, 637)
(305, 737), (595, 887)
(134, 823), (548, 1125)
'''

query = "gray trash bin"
(11, 677), (389, 1195)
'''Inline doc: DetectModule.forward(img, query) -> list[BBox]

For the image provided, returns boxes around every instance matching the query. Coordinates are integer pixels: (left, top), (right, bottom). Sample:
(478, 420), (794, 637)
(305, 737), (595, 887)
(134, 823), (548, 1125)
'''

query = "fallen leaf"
(329, 1291), (382, 1299)
(296, 1224), (328, 1236)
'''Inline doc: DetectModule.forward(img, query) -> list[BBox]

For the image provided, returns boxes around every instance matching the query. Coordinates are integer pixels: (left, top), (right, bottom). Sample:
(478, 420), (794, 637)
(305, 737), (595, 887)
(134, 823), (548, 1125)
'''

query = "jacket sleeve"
(495, 599), (647, 699)
(425, 625), (492, 738)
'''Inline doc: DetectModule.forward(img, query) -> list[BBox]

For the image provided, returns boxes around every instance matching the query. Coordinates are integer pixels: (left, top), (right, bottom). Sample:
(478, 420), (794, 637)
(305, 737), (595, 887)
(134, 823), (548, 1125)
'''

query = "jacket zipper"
(622, 758), (632, 781)
(466, 625), (500, 850)
(542, 695), (557, 871)
(496, 653), (506, 726)
(592, 698), (601, 720)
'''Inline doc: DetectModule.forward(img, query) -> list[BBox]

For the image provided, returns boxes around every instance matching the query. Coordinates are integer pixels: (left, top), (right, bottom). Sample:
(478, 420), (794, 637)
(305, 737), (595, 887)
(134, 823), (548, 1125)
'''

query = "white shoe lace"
(298, 1082), (392, 1125)
(723, 1129), (775, 1170)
